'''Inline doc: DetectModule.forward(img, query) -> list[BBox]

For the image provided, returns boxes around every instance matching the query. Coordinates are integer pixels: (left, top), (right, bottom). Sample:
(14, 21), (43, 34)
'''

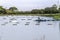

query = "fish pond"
(0, 16), (59, 40)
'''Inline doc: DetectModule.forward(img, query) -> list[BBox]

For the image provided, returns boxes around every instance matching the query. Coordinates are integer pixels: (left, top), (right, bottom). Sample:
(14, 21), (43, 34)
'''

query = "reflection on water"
(0, 16), (59, 40)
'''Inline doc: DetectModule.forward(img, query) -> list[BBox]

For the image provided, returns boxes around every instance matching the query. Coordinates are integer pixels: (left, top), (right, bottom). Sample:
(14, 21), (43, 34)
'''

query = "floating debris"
(21, 19), (26, 20)
(1, 22), (8, 25)
(12, 23), (18, 25)
(26, 22), (30, 23)
(28, 19), (32, 20)
(16, 22), (19, 24)
(1, 23), (7, 25)
(9, 20), (19, 25)
(3, 17), (6, 19)
(48, 24), (52, 25)
(5, 22), (8, 24)
(9, 21), (11, 23)
(35, 23), (40, 25)
(25, 23), (29, 25)
(25, 22), (30, 25)
(10, 18), (17, 20)
(10, 20), (18, 23)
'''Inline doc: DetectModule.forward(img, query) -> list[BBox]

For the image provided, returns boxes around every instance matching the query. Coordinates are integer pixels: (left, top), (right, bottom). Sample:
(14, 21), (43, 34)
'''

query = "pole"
(57, 0), (59, 9)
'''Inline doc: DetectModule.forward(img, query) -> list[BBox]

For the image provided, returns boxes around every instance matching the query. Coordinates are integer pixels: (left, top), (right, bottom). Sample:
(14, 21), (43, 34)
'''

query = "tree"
(8, 6), (18, 14)
(31, 9), (41, 14)
(51, 4), (58, 13)
(52, 4), (57, 8)
(44, 7), (51, 13)
(6, 9), (13, 14)
(44, 4), (58, 14)
(0, 6), (6, 14)
(39, 9), (44, 14)
(58, 5), (60, 13)
(9, 7), (18, 12)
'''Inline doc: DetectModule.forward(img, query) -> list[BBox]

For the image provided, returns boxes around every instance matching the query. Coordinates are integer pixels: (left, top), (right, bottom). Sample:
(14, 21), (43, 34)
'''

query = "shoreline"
(0, 13), (60, 20)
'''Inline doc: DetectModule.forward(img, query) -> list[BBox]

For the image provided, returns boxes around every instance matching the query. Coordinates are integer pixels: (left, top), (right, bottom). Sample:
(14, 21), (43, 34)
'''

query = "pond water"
(0, 16), (59, 40)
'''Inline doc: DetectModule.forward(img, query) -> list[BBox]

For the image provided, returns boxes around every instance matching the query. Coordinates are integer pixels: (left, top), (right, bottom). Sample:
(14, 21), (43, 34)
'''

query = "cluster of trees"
(0, 4), (60, 15)
(0, 6), (20, 15)
(31, 4), (59, 14)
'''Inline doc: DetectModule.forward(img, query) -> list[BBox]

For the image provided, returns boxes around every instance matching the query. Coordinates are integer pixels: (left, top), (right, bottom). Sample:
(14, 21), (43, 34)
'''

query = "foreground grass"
(41, 13), (60, 20)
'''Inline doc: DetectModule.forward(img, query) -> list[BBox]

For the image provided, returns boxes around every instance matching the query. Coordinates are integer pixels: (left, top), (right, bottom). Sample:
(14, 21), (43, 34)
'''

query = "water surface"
(0, 16), (59, 40)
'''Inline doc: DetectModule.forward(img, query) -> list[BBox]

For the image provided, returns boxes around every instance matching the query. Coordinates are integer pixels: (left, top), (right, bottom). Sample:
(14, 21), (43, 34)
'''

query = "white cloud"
(0, 0), (59, 11)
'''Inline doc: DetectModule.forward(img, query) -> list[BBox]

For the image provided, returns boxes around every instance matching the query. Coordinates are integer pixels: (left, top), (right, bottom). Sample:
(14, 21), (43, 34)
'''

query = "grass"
(40, 13), (60, 20)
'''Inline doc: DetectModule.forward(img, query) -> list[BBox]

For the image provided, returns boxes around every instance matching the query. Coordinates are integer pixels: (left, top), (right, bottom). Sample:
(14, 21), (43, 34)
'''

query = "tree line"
(0, 4), (60, 15)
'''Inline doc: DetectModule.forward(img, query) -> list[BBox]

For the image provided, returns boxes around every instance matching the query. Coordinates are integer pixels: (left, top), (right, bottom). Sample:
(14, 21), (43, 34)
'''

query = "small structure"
(35, 17), (56, 22)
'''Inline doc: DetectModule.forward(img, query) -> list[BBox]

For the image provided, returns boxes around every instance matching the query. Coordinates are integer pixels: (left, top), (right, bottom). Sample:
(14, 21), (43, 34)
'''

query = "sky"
(0, 0), (60, 11)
